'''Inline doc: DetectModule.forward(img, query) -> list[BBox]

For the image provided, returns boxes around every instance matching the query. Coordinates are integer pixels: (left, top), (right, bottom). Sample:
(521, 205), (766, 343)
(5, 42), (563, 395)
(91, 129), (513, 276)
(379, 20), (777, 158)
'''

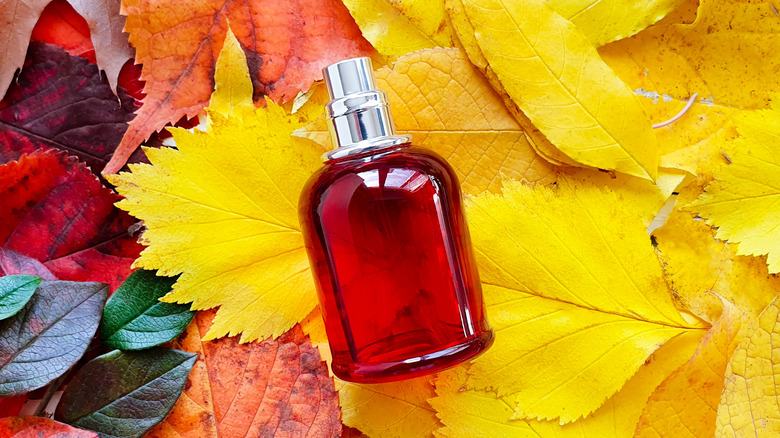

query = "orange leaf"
(146, 310), (340, 438)
(635, 300), (749, 437)
(107, 0), (374, 174)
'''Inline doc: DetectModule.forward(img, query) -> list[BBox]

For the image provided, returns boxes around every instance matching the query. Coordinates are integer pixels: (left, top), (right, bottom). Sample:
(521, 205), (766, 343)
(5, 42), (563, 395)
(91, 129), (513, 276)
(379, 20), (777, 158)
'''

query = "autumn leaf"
(147, 310), (340, 438)
(653, 190), (780, 323)
(105, 0), (374, 174)
(635, 300), (749, 437)
(299, 47), (558, 195)
(31, 0), (95, 61)
(0, 247), (57, 280)
(0, 42), (136, 174)
(431, 332), (702, 437)
(463, 177), (705, 422)
(688, 103), (780, 274)
(446, 0), (658, 180)
(0, 416), (98, 438)
(337, 377), (440, 438)
(0, 0), (131, 99)
(108, 30), (327, 342)
(0, 280), (108, 396)
(341, 0), (455, 58)
(546, 0), (685, 47)
(0, 150), (142, 290)
(716, 295), (780, 436)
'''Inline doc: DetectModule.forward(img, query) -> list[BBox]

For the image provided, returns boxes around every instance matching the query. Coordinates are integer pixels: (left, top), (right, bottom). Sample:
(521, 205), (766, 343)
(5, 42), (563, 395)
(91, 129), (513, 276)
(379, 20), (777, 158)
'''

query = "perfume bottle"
(299, 57), (493, 383)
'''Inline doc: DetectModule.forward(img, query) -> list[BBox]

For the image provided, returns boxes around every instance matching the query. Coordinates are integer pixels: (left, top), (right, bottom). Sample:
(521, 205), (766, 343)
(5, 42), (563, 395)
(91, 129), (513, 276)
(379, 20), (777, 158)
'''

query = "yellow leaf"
(464, 177), (705, 422)
(689, 103), (780, 274)
(636, 300), (749, 438)
(716, 295), (780, 437)
(209, 28), (254, 115)
(653, 189), (780, 323)
(108, 40), (325, 342)
(342, 0), (455, 58)
(337, 377), (441, 438)
(298, 48), (559, 195)
(546, 0), (685, 46)
(446, 0), (658, 180)
(431, 332), (703, 437)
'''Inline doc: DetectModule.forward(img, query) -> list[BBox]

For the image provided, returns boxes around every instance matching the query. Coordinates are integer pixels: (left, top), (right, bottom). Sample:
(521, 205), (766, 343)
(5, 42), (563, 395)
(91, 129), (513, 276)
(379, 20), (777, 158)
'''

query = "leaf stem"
(33, 369), (71, 417)
(652, 93), (698, 129)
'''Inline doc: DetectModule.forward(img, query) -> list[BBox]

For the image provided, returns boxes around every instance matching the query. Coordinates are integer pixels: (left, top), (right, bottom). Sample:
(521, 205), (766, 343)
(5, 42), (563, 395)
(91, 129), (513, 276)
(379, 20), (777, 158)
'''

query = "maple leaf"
(341, 0), (455, 58)
(0, 0), (131, 99)
(635, 300), (749, 437)
(0, 150), (142, 290)
(299, 47), (558, 195)
(108, 29), (325, 341)
(430, 332), (702, 437)
(104, 0), (375, 174)
(716, 295), (780, 436)
(337, 377), (441, 438)
(0, 416), (98, 438)
(463, 177), (705, 422)
(688, 103), (780, 274)
(146, 310), (340, 438)
(446, 0), (659, 180)
(0, 42), (136, 174)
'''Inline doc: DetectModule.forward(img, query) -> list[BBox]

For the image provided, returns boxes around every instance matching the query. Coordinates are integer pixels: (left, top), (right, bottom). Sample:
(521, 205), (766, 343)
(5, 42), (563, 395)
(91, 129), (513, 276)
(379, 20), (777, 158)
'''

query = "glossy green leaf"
(0, 281), (108, 396)
(0, 275), (40, 320)
(55, 348), (197, 438)
(100, 270), (194, 350)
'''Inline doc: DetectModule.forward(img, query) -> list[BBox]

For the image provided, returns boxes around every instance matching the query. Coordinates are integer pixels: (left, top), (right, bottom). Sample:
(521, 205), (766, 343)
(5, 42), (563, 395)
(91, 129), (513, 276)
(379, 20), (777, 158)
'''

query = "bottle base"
(331, 330), (494, 383)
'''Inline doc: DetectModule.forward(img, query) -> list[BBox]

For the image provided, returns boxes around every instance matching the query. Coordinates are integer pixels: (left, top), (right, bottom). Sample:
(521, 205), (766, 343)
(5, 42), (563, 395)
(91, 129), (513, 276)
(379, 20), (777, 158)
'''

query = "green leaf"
(0, 275), (41, 320)
(100, 270), (194, 350)
(0, 281), (108, 396)
(55, 348), (197, 438)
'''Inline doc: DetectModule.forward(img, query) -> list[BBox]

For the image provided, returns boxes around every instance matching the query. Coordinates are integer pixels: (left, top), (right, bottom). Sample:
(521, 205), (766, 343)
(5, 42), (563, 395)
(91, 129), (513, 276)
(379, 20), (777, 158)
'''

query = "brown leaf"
(146, 310), (341, 438)
(106, 0), (375, 173)
(0, 0), (50, 100)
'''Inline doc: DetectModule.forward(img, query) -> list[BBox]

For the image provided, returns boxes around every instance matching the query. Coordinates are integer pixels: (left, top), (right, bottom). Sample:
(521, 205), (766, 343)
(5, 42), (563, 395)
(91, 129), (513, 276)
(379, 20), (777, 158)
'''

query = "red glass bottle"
(299, 58), (493, 383)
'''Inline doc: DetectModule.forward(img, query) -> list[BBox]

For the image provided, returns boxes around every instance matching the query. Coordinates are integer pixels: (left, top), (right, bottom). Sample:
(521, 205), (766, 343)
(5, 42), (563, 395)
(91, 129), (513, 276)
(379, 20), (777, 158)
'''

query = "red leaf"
(0, 416), (97, 437)
(0, 42), (136, 174)
(0, 396), (27, 419)
(0, 150), (141, 290)
(30, 0), (95, 63)
(147, 311), (341, 438)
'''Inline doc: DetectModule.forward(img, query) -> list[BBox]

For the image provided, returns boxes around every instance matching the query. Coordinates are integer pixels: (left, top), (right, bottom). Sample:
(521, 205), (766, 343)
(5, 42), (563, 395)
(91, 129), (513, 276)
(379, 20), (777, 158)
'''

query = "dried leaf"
(100, 269), (194, 351)
(106, 0), (374, 173)
(636, 301), (749, 437)
(68, 0), (133, 93)
(341, 0), (455, 58)
(464, 177), (705, 422)
(716, 295), (780, 436)
(55, 348), (197, 438)
(299, 47), (558, 195)
(0, 150), (142, 290)
(447, 0), (658, 180)
(0, 42), (136, 174)
(0, 0), (50, 99)
(0, 275), (40, 320)
(431, 332), (702, 437)
(689, 103), (780, 274)
(0, 416), (98, 438)
(108, 33), (325, 342)
(146, 311), (341, 438)
(0, 280), (108, 396)
(337, 377), (440, 438)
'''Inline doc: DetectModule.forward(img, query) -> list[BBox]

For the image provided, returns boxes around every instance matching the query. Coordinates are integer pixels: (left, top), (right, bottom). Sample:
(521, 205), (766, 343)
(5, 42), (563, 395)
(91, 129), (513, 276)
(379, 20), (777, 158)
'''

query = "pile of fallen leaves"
(2, 0), (780, 436)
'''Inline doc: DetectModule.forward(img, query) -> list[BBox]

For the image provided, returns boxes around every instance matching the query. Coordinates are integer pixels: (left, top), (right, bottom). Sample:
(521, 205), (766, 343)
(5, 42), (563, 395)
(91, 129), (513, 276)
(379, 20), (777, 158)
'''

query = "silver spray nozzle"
(321, 57), (410, 161)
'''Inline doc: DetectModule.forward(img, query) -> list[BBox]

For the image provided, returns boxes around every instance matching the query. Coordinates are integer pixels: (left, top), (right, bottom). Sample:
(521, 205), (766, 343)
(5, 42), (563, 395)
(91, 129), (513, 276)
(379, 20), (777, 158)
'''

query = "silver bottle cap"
(322, 57), (411, 161)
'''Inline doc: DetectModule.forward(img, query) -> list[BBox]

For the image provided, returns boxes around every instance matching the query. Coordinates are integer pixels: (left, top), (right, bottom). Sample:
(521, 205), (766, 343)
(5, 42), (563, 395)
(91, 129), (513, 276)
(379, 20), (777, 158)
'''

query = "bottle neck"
(323, 89), (411, 161)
